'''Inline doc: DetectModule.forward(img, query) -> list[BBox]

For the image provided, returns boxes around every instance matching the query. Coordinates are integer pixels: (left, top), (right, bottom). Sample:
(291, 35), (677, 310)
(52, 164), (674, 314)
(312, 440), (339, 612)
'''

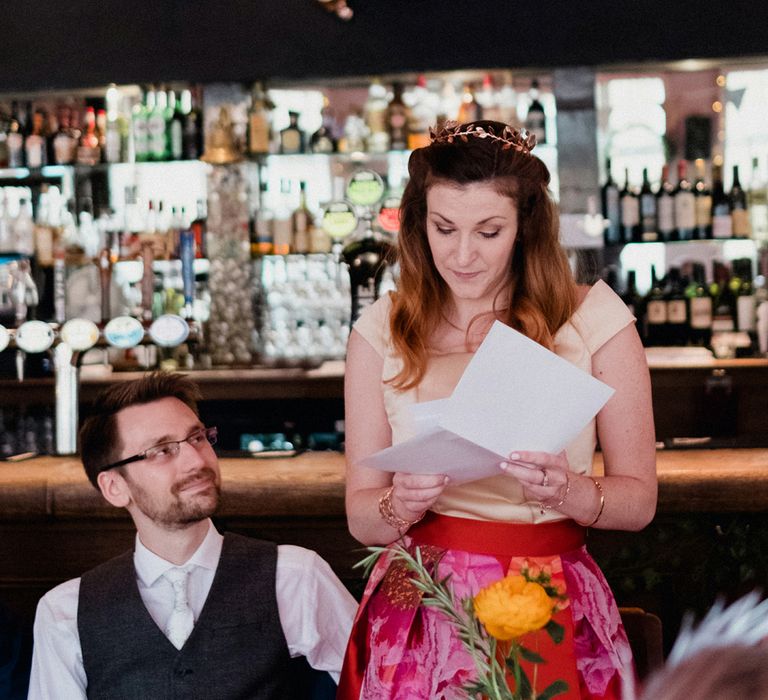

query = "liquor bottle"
(619, 168), (639, 243)
(292, 181), (312, 254)
(247, 81), (272, 156)
(644, 265), (667, 346)
(748, 156), (768, 242)
(711, 261), (736, 332)
(147, 88), (168, 161)
(364, 79), (390, 153)
(168, 90), (184, 161)
(76, 107), (101, 166)
(407, 75), (434, 150)
(664, 266), (688, 346)
(730, 165), (751, 238)
(52, 107), (77, 165)
(656, 164), (675, 242)
(639, 167), (658, 242)
(181, 87), (203, 160)
(339, 109), (367, 154)
(673, 159), (696, 241)
(496, 74), (519, 127)
(132, 89), (151, 163)
(601, 158), (621, 246)
(310, 102), (337, 154)
(279, 111), (305, 154)
(272, 179), (293, 255)
(456, 82), (481, 124)
(24, 110), (47, 169)
(6, 102), (25, 168)
(524, 79), (546, 144)
(476, 73), (501, 122)
(387, 82), (410, 151)
(13, 198), (34, 256)
(104, 90), (123, 164)
(250, 182), (273, 257)
(711, 163), (732, 239)
(685, 262), (713, 347)
(693, 158), (712, 239)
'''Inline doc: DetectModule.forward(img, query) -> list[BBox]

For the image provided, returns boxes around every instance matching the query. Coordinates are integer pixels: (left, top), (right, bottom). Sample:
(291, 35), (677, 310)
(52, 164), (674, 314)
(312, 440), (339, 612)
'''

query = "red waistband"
(408, 512), (585, 558)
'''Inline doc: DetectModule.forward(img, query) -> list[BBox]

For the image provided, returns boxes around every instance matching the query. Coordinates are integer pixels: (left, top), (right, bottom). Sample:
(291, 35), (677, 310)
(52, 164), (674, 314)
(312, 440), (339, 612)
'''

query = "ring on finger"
(541, 469), (549, 487)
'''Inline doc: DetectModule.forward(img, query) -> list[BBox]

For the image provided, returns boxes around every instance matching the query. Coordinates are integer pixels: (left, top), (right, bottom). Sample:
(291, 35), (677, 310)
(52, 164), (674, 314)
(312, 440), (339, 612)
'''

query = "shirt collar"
(133, 519), (224, 587)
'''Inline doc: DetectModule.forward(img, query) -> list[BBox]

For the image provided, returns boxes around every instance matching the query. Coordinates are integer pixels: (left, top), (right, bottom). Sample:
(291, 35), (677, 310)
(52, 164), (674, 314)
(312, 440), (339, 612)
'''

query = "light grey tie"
(163, 566), (195, 650)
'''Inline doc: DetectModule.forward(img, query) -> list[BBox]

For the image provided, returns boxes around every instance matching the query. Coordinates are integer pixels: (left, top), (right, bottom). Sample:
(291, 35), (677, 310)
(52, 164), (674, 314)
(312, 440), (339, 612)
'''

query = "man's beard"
(126, 467), (221, 529)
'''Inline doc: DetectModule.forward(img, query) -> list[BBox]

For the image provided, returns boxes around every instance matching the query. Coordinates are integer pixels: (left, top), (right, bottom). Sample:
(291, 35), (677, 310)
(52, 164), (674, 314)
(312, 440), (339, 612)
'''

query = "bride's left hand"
(499, 450), (571, 507)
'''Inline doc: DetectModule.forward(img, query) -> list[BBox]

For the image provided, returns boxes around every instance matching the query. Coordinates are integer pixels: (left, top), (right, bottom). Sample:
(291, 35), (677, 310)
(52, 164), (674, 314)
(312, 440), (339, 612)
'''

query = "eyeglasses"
(97, 426), (218, 474)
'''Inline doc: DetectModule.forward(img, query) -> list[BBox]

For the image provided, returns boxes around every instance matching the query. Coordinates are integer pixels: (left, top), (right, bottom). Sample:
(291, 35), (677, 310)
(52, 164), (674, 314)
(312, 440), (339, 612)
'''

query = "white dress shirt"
(28, 520), (357, 699)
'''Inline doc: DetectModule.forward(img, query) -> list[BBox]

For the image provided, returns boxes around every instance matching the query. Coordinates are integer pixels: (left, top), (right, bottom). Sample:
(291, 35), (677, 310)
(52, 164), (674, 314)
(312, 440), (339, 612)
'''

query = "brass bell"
(200, 105), (243, 165)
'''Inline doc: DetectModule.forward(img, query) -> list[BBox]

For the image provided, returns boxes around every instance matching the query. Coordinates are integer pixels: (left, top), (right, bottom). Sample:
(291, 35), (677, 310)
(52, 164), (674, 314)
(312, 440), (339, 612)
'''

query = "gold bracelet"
(540, 472), (571, 513)
(583, 478), (605, 527)
(378, 486), (425, 533)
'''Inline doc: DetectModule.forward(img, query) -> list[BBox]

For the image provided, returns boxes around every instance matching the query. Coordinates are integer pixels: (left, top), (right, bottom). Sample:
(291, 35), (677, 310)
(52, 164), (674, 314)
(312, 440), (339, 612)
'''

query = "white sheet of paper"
(359, 321), (615, 484)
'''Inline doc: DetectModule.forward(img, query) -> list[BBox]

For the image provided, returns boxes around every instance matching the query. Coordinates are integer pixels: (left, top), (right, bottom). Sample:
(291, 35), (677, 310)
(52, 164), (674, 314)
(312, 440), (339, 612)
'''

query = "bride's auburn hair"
(388, 120), (577, 391)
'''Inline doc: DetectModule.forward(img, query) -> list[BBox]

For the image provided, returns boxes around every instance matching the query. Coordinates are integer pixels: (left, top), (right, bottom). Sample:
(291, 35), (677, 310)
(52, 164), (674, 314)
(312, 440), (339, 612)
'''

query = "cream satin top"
(353, 280), (635, 523)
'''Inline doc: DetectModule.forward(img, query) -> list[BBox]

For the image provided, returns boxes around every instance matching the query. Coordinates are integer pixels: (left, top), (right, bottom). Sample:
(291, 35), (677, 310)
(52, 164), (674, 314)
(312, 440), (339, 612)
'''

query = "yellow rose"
(473, 574), (555, 641)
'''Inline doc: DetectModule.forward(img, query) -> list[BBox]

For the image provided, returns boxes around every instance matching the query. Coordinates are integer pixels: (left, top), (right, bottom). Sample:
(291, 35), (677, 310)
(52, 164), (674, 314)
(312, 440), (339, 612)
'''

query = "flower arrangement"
(359, 545), (569, 700)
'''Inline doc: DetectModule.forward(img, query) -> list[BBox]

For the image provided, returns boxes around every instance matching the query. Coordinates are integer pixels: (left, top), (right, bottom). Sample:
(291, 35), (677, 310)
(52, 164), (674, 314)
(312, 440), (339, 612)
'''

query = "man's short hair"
(79, 371), (202, 489)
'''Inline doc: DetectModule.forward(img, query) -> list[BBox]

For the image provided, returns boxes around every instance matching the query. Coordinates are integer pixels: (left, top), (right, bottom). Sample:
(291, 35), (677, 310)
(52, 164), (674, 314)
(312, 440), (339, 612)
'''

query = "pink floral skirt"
(338, 513), (633, 700)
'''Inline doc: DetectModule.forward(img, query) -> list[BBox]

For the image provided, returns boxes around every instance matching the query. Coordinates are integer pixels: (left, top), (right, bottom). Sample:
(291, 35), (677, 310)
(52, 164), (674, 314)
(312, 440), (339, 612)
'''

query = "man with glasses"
(28, 371), (356, 699)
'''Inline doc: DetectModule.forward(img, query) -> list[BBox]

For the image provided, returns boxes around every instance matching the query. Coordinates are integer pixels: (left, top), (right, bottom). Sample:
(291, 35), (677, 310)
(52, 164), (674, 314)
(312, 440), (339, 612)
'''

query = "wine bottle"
(711, 163), (732, 239)
(664, 266), (688, 346)
(730, 165), (751, 238)
(619, 168), (639, 243)
(656, 164), (675, 242)
(644, 265), (667, 346)
(673, 159), (696, 241)
(711, 261), (736, 332)
(693, 158), (712, 239)
(601, 158), (622, 246)
(685, 262), (713, 348)
(639, 167), (658, 242)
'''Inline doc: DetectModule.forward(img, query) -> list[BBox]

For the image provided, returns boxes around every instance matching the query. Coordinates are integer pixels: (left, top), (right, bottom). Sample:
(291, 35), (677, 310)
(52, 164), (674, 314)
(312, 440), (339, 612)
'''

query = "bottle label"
(667, 299), (687, 323)
(695, 195), (712, 226)
(689, 297), (713, 329)
(732, 209), (751, 237)
(646, 300), (667, 324)
(170, 120), (183, 160)
(249, 114), (270, 154)
(657, 195), (674, 234)
(621, 197), (639, 226)
(712, 214), (732, 239)
(674, 192), (696, 229)
(281, 129), (301, 154)
(737, 294), (756, 331)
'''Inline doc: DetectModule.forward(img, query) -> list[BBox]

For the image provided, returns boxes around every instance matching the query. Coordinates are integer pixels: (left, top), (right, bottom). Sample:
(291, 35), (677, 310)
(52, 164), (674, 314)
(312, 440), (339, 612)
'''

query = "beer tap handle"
(98, 247), (113, 325)
(140, 242), (154, 325)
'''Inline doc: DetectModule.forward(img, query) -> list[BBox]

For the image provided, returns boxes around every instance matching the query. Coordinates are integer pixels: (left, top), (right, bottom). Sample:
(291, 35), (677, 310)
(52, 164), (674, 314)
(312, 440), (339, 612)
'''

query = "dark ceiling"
(2, 0), (768, 91)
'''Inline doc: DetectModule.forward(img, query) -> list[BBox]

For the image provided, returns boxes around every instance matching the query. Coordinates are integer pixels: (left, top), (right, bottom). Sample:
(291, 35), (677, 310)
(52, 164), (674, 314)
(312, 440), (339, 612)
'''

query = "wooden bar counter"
(2, 448), (767, 620)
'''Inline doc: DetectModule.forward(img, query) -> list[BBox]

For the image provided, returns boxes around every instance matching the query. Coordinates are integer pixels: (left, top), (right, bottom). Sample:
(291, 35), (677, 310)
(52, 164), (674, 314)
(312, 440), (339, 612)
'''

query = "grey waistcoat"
(77, 532), (297, 700)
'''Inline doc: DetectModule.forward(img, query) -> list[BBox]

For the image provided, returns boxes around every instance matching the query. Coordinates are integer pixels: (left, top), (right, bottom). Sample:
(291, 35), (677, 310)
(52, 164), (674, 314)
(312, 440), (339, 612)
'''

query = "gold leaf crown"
(428, 120), (537, 154)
